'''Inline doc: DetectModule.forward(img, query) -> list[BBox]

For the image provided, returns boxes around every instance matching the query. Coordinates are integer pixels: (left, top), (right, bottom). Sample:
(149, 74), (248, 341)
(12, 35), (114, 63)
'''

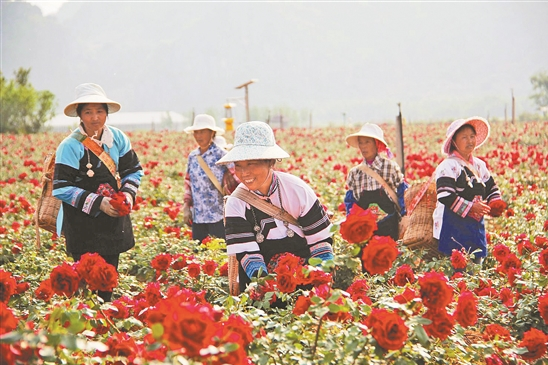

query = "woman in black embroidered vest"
(53, 83), (143, 301)
(433, 117), (505, 264)
(217, 121), (334, 293)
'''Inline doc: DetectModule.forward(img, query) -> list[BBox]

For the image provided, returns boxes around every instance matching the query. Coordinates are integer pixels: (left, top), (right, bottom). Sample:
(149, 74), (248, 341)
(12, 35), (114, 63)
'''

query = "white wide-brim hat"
(213, 136), (233, 151)
(216, 121), (289, 165)
(345, 123), (389, 149)
(184, 114), (224, 135)
(442, 116), (490, 155)
(64, 83), (121, 117)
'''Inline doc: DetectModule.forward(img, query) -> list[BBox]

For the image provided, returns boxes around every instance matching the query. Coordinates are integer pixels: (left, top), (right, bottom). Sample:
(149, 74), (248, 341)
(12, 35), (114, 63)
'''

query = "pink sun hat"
(442, 116), (490, 155)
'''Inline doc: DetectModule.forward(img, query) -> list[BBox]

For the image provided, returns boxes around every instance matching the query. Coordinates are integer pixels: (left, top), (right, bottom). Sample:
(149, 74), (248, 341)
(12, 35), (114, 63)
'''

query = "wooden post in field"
(395, 103), (405, 174)
(511, 89), (515, 124)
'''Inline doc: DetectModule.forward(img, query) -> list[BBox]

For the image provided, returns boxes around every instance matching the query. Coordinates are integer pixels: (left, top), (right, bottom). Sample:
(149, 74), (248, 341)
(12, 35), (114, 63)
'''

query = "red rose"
(450, 249), (467, 270)
(202, 260), (218, 276)
(220, 314), (254, 348)
(340, 204), (378, 244)
(418, 271), (453, 310)
(87, 262), (118, 292)
(346, 279), (372, 304)
(482, 323), (511, 342)
(105, 332), (139, 358)
(519, 328), (548, 361)
(423, 308), (455, 341)
(109, 191), (131, 216)
(219, 262), (229, 277)
(144, 282), (163, 306)
(393, 264), (415, 286)
(453, 291), (478, 328)
(277, 272), (298, 294)
(539, 248), (548, 271)
(293, 295), (312, 315)
(151, 253), (172, 272)
(171, 254), (188, 270)
(0, 302), (18, 335)
(35, 279), (54, 302)
(488, 199), (507, 217)
(75, 253), (106, 283)
(538, 292), (548, 325)
(50, 263), (80, 297)
(187, 263), (201, 278)
(160, 303), (219, 356)
(364, 308), (409, 351)
(0, 270), (17, 303)
(361, 235), (399, 275)
(492, 244), (511, 263)
(394, 287), (418, 305)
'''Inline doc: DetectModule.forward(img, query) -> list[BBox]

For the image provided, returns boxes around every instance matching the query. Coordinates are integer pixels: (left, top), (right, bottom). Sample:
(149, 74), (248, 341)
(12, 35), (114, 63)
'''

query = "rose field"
(1, 120), (548, 365)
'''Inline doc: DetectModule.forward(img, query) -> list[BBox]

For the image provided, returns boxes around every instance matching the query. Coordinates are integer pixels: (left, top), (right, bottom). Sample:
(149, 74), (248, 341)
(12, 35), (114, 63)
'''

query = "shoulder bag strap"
(358, 164), (401, 212)
(71, 132), (121, 189)
(231, 187), (300, 227)
(407, 173), (435, 216)
(196, 155), (224, 194)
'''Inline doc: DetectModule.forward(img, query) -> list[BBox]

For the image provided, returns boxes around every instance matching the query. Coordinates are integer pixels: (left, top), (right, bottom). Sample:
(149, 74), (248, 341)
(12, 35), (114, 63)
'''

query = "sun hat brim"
(216, 144), (289, 165)
(64, 96), (121, 117)
(442, 116), (490, 155)
(184, 125), (225, 135)
(345, 132), (388, 149)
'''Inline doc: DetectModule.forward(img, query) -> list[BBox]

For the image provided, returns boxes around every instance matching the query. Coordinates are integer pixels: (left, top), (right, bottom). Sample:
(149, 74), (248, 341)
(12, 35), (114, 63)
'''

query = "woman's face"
(452, 125), (477, 157)
(357, 136), (378, 161)
(234, 159), (272, 194)
(193, 129), (215, 150)
(79, 103), (107, 136)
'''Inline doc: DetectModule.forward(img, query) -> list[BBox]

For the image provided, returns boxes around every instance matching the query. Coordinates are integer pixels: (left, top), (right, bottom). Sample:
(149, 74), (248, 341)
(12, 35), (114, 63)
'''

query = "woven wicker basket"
(401, 181), (442, 260)
(34, 153), (61, 247)
(228, 254), (240, 296)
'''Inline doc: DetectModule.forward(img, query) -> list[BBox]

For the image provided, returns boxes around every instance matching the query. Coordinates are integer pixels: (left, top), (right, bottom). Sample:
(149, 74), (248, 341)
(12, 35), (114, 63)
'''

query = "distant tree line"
(1, 68), (56, 134)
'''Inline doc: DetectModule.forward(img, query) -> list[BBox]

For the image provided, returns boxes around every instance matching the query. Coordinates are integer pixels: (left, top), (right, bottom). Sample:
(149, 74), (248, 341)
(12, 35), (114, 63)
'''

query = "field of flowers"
(0, 120), (547, 365)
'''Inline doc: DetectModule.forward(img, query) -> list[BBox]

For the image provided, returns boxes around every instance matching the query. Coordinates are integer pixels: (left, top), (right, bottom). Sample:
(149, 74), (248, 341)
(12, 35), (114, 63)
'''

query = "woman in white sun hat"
(183, 114), (237, 242)
(344, 123), (408, 242)
(53, 83), (143, 302)
(217, 121), (334, 294)
(433, 116), (505, 264)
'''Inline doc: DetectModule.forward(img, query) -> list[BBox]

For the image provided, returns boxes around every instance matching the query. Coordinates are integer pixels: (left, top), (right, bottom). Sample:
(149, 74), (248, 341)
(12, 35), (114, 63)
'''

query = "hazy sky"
(8, 1), (548, 125)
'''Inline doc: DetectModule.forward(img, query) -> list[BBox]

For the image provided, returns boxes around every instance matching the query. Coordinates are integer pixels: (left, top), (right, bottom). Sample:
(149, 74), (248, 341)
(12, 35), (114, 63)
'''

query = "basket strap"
(71, 132), (121, 189)
(407, 173), (435, 216)
(231, 187), (300, 227)
(358, 164), (401, 212)
(196, 155), (224, 194)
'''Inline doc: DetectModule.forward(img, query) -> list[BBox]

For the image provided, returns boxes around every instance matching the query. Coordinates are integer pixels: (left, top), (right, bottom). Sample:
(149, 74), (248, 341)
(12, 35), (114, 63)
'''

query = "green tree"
(529, 70), (548, 117)
(0, 68), (56, 134)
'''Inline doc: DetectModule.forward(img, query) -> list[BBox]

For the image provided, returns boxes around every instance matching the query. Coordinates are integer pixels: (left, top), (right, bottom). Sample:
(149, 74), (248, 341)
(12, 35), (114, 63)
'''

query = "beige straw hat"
(64, 83), (121, 117)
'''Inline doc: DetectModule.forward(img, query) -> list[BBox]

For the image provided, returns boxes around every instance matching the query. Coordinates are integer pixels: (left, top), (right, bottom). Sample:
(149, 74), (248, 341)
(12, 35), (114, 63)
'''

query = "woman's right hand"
(182, 204), (192, 226)
(469, 200), (491, 217)
(100, 197), (120, 217)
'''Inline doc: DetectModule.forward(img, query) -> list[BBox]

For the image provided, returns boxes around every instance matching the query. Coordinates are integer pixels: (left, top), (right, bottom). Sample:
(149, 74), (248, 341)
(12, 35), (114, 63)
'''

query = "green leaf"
(414, 325), (430, 346)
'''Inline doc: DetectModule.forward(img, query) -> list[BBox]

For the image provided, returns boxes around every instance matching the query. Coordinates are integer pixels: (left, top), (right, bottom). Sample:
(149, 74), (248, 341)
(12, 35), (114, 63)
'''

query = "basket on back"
(34, 153), (61, 248)
(401, 180), (442, 260)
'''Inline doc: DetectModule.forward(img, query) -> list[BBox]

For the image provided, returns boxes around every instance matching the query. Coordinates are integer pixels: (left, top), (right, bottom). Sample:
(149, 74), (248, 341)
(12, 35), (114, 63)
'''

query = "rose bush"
(0, 121), (547, 364)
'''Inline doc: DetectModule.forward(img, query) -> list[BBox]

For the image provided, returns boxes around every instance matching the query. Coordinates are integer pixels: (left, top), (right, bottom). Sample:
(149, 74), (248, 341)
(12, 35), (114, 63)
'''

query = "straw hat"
(345, 123), (389, 149)
(216, 121), (289, 165)
(442, 116), (490, 155)
(64, 83), (121, 117)
(184, 114), (224, 135)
